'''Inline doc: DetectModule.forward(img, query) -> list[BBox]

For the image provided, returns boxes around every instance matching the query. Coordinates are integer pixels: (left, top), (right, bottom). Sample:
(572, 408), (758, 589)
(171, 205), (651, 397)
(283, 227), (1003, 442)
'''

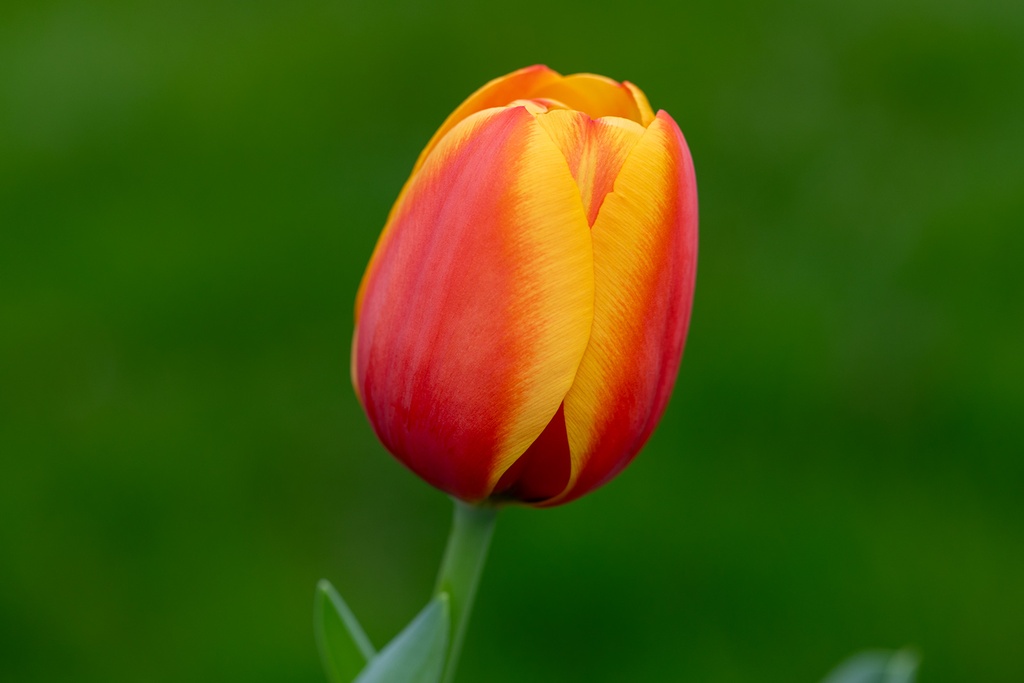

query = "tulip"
(352, 65), (698, 507)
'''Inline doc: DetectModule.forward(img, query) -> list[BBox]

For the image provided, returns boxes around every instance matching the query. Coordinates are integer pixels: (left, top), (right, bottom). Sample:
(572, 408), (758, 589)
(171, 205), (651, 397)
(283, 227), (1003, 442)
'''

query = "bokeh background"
(2, 0), (1022, 681)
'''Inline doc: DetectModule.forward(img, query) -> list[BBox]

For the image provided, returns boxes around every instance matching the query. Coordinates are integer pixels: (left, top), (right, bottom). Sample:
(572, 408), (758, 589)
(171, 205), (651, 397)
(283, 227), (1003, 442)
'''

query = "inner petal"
(534, 110), (647, 226)
(533, 73), (644, 123)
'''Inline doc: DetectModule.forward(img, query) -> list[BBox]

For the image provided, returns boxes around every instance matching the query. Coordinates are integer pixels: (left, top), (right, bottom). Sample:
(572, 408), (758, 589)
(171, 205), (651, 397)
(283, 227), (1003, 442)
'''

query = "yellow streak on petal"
(482, 114), (596, 491)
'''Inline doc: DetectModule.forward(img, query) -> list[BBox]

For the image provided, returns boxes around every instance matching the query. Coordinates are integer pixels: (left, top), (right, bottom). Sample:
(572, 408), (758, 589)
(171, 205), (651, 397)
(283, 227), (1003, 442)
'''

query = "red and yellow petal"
(549, 111), (698, 506)
(353, 105), (594, 502)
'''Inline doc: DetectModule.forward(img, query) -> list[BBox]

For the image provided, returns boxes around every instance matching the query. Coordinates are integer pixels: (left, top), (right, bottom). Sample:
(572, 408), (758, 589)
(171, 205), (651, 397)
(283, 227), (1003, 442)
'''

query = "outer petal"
(353, 106), (594, 502)
(551, 111), (698, 506)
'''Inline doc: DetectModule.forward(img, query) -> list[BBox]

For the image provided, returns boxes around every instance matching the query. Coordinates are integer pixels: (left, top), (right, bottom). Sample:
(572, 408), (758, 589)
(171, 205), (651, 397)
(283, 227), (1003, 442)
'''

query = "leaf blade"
(315, 579), (376, 683)
(354, 593), (450, 683)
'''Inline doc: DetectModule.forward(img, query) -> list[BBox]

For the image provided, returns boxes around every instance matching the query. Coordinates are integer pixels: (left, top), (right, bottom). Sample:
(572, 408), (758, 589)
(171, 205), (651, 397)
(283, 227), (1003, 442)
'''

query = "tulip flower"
(352, 65), (698, 507)
(324, 66), (698, 683)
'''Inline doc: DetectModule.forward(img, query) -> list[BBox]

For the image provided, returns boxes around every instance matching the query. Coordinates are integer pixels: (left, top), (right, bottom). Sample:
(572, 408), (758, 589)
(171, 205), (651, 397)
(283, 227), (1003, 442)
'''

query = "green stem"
(434, 498), (498, 683)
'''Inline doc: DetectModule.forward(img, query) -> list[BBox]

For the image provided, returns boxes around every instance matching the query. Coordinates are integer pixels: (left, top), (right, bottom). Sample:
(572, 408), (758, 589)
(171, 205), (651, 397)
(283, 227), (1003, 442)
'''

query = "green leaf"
(315, 579), (376, 683)
(353, 593), (450, 683)
(822, 649), (919, 683)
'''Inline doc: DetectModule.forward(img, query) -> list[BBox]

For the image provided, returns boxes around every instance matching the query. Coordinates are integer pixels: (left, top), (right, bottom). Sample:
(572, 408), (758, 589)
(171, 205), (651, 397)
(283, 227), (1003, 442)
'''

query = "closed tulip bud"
(352, 65), (697, 507)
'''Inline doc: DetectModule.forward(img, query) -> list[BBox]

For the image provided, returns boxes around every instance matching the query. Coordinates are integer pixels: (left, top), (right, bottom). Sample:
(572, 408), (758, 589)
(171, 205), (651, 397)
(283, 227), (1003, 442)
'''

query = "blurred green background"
(2, 0), (1022, 681)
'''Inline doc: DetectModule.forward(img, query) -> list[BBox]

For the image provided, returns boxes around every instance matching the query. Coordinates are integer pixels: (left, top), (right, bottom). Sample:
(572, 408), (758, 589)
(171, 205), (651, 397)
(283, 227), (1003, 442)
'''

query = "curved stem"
(434, 498), (498, 683)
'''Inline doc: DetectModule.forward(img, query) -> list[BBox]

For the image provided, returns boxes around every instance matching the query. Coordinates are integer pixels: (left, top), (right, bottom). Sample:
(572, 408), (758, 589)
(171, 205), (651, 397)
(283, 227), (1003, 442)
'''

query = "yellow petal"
(623, 81), (656, 127)
(533, 73), (644, 124)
